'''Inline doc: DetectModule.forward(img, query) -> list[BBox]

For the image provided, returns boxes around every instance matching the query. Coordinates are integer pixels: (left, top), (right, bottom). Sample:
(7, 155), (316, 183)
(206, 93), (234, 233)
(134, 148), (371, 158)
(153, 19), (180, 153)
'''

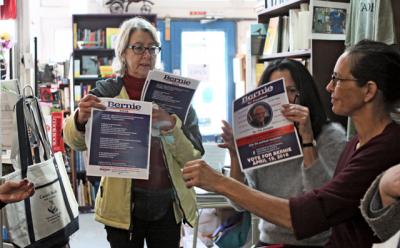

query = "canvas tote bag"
(2, 88), (79, 248)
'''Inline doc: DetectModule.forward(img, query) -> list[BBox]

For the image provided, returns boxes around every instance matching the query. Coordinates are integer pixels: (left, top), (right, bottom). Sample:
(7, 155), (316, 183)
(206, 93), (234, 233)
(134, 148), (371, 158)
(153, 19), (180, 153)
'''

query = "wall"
(30, 0), (257, 63)
(89, 0), (256, 19)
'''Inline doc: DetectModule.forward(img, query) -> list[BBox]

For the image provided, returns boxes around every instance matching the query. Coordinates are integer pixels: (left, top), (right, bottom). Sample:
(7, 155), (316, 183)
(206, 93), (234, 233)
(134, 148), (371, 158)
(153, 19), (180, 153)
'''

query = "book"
(298, 10), (312, 50)
(0, 80), (19, 150)
(81, 55), (99, 77)
(99, 65), (114, 78)
(289, 9), (301, 51)
(232, 78), (303, 171)
(250, 23), (268, 55)
(51, 111), (65, 153)
(105, 27), (120, 49)
(141, 70), (200, 123)
(74, 84), (82, 105)
(86, 98), (153, 179)
(73, 23), (77, 49)
(280, 15), (289, 52)
(73, 59), (80, 77)
(263, 17), (280, 55)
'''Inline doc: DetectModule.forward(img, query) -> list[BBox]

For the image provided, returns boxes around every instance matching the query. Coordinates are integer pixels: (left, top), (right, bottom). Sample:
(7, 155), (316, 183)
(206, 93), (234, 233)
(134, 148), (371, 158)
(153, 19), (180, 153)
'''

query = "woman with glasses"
(183, 40), (400, 247)
(63, 17), (204, 248)
(218, 58), (346, 247)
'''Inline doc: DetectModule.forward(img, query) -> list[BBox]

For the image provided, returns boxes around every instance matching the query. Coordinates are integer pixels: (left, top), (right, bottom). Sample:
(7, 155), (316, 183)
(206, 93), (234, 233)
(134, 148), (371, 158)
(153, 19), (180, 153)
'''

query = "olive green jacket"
(63, 79), (203, 229)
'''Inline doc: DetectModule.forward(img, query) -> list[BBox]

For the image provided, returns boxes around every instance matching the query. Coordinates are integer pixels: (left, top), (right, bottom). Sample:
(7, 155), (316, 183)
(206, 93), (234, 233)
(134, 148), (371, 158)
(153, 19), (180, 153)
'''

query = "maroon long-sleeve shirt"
(289, 122), (400, 247)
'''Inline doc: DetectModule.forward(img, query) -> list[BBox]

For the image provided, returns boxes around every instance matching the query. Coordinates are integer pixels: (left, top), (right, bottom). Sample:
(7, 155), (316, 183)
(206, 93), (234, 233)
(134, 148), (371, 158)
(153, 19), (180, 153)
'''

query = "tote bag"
(2, 90), (79, 248)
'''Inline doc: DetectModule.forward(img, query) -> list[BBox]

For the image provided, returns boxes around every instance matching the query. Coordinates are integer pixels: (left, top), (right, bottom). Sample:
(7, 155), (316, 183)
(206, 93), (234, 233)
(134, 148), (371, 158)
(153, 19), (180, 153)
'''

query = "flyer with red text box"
(233, 78), (303, 171)
(86, 98), (152, 179)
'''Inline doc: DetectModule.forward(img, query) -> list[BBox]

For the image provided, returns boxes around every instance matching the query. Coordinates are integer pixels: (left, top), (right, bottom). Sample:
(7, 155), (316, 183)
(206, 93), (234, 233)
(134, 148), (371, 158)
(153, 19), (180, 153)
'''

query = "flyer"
(233, 78), (303, 171)
(86, 98), (152, 179)
(141, 69), (200, 122)
(0, 79), (20, 151)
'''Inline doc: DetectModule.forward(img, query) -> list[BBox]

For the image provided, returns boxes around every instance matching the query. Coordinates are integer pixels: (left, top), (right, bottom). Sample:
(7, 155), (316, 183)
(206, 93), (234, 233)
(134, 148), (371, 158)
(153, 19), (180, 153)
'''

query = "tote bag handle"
(15, 89), (76, 245)
(21, 86), (52, 160)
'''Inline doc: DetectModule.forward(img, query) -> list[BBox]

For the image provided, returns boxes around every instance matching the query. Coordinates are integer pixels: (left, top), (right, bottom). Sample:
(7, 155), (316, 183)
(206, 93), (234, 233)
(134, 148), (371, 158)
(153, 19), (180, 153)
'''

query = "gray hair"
(113, 17), (159, 76)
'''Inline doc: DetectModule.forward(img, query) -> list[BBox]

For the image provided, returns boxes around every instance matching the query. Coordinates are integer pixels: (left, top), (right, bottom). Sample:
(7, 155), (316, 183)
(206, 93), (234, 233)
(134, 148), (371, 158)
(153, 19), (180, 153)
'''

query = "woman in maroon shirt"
(182, 40), (400, 248)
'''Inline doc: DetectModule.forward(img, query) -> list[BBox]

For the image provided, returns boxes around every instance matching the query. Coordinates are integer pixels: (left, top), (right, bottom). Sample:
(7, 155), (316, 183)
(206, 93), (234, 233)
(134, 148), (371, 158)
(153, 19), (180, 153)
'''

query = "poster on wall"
(233, 78), (303, 171)
(86, 98), (152, 179)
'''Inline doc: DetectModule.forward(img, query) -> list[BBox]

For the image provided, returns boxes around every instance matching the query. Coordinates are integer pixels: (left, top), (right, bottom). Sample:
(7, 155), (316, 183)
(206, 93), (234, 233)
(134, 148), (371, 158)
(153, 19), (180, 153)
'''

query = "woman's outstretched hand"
(217, 120), (236, 153)
(182, 160), (223, 192)
(0, 179), (35, 204)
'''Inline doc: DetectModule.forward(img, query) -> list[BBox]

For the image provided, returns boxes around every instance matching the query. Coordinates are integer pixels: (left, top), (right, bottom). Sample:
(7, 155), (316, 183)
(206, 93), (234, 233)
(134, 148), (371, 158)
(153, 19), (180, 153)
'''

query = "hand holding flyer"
(86, 98), (152, 179)
(233, 78), (303, 171)
(141, 69), (200, 123)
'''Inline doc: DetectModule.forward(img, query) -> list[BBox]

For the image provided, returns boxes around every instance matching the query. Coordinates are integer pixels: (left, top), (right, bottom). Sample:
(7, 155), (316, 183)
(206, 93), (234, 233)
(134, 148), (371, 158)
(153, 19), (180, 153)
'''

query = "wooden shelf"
(258, 49), (311, 61)
(257, 0), (308, 22)
(74, 48), (114, 52)
(74, 76), (103, 81)
(73, 48), (115, 54)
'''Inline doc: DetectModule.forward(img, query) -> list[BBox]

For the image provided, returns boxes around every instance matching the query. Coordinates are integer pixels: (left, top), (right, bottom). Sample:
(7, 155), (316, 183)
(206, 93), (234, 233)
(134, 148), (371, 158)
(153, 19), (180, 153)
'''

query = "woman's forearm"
(302, 146), (318, 169)
(216, 175), (293, 230)
(229, 151), (245, 183)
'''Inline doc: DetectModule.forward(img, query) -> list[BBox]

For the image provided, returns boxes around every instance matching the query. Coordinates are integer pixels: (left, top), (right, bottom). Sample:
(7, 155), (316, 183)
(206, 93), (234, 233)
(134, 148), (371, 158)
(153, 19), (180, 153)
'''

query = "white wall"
(89, 0), (257, 19)
(29, 0), (257, 63)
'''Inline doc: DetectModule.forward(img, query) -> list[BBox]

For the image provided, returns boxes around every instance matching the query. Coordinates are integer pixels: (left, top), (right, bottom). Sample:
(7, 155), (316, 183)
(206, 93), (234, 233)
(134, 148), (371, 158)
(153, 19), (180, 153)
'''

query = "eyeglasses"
(127, 44), (161, 55)
(330, 73), (358, 87)
(286, 86), (299, 103)
(286, 86), (299, 96)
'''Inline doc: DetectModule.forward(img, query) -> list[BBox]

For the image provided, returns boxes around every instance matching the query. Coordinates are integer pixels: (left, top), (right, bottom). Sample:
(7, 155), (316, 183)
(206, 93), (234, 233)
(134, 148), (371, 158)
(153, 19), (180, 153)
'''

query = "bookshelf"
(72, 14), (157, 108)
(256, 0), (349, 127)
(258, 48), (311, 61)
(70, 14), (157, 210)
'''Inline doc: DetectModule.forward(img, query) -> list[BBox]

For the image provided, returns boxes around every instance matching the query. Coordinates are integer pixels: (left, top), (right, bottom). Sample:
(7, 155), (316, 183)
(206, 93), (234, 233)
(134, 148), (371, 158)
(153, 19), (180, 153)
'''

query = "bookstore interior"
(0, 0), (400, 247)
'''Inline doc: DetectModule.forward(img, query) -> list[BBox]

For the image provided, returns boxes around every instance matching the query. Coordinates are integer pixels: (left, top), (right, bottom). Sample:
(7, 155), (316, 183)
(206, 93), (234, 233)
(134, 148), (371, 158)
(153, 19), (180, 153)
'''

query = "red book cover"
(52, 111), (65, 152)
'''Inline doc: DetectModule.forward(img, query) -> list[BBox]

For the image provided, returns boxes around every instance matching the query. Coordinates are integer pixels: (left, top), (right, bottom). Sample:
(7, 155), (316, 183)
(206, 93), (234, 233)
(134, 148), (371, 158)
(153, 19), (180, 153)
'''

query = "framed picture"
(311, 0), (350, 40)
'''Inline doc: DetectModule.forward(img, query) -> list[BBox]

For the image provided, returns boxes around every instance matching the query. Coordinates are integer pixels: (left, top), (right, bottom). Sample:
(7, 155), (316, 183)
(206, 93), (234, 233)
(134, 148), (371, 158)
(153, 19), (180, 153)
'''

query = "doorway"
(158, 19), (236, 141)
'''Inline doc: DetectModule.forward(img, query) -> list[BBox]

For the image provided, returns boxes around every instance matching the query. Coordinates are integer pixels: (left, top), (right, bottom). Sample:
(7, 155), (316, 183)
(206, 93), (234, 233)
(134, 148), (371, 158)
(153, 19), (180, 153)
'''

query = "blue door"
(158, 20), (236, 141)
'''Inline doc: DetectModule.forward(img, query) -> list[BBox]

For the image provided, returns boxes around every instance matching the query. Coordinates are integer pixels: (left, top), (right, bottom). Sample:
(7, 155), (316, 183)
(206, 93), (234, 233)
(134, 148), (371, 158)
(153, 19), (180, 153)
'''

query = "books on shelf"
(74, 83), (92, 106)
(259, 3), (311, 55)
(75, 28), (105, 49)
(77, 179), (96, 207)
(266, 0), (290, 9)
